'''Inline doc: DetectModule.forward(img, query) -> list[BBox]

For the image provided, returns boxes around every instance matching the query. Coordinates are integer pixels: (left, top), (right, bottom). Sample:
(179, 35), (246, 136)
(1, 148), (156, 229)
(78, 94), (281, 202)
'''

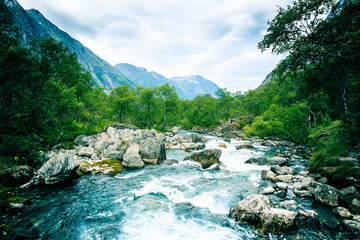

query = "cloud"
(18, 0), (293, 91)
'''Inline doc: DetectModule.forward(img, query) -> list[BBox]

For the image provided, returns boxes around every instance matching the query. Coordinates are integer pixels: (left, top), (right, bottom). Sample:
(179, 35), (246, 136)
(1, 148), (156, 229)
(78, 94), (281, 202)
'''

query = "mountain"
(6, 0), (220, 98)
(5, 0), (134, 92)
(115, 63), (220, 99)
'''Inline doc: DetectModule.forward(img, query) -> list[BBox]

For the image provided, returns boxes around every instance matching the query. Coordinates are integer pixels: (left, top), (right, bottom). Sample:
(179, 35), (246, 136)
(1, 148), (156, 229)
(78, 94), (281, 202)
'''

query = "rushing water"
(2, 134), (349, 239)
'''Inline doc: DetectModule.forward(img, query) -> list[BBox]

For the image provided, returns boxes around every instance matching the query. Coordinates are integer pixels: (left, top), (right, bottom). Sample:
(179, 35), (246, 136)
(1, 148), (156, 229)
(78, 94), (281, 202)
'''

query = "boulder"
(122, 144), (145, 168)
(261, 186), (275, 195)
(273, 175), (293, 183)
(312, 183), (339, 207)
(339, 186), (359, 205)
(103, 139), (133, 160)
(293, 189), (313, 198)
(94, 139), (109, 153)
(218, 142), (227, 148)
(139, 139), (161, 165)
(343, 220), (360, 239)
(261, 170), (276, 181)
(235, 143), (254, 150)
(259, 208), (297, 234)
(318, 177), (329, 184)
(78, 147), (95, 158)
(259, 157), (287, 166)
(102, 122), (138, 132)
(276, 190), (287, 198)
(229, 194), (272, 223)
(333, 207), (353, 218)
(0, 165), (34, 187)
(274, 182), (288, 191)
(37, 151), (79, 185)
(78, 159), (123, 176)
(270, 166), (296, 175)
(183, 149), (222, 169)
(74, 135), (87, 146)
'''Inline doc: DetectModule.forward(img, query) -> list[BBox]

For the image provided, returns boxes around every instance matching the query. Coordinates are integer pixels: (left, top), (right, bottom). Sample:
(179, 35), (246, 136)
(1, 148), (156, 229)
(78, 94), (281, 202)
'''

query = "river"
(2, 133), (348, 239)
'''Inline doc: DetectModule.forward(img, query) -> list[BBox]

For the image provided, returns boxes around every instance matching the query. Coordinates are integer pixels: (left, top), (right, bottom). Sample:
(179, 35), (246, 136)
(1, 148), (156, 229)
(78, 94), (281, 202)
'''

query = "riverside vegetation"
(0, 0), (360, 238)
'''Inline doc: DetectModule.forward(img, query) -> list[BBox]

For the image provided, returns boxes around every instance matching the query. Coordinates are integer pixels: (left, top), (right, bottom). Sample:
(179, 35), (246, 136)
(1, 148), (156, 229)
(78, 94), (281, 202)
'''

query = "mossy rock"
(78, 159), (124, 177)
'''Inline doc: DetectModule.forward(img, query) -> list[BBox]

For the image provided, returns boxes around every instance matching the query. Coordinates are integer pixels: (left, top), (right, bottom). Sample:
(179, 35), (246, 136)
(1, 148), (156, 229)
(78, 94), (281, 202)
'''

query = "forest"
(0, 0), (359, 181)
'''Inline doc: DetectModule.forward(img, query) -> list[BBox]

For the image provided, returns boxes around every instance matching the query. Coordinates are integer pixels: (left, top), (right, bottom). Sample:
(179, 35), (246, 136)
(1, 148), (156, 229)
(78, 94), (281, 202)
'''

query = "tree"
(259, 0), (360, 142)
(157, 83), (179, 130)
(215, 88), (235, 121)
(109, 84), (136, 123)
(138, 87), (158, 128)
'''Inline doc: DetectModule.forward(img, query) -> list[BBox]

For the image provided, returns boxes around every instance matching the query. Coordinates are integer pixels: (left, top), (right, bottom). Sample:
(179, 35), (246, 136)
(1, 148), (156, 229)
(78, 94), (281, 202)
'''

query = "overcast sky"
(17, 0), (292, 92)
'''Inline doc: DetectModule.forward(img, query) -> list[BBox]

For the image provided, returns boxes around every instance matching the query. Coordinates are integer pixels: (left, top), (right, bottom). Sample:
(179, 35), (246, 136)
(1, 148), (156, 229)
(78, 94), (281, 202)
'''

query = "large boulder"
(78, 159), (124, 176)
(37, 151), (80, 185)
(102, 138), (133, 160)
(0, 165), (34, 187)
(122, 144), (145, 168)
(259, 208), (297, 234)
(183, 149), (222, 169)
(229, 194), (272, 223)
(139, 139), (166, 165)
(94, 139), (109, 153)
(311, 183), (339, 207)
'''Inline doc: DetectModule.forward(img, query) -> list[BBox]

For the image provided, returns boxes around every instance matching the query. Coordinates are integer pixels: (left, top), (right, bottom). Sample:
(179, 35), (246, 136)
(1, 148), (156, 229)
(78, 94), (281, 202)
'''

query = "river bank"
(1, 124), (359, 239)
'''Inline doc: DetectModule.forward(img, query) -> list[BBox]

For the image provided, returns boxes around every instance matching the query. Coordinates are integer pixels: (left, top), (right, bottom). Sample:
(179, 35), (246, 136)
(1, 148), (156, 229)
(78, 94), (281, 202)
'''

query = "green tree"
(109, 84), (136, 123)
(157, 83), (179, 130)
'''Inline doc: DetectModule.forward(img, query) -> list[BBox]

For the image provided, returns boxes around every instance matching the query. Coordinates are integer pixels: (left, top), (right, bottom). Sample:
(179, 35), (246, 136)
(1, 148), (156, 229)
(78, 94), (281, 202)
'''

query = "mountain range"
(5, 0), (220, 99)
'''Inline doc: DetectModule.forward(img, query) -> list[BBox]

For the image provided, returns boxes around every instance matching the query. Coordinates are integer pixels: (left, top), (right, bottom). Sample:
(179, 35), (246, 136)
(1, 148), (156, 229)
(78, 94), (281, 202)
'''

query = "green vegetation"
(1, 0), (359, 184)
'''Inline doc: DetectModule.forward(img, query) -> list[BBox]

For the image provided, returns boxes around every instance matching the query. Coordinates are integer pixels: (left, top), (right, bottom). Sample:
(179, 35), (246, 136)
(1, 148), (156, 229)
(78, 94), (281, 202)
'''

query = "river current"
(3, 133), (343, 239)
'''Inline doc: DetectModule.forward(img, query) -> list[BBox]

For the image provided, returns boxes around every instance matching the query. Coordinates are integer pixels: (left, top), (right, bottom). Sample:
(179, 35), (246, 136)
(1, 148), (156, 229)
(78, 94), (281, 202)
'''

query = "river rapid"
(2, 133), (344, 239)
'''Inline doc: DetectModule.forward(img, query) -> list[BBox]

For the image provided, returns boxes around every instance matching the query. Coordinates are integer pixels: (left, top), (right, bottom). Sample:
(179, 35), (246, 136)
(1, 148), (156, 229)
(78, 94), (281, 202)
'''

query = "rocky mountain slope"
(6, 0), (220, 99)
(115, 63), (220, 99)
(6, 0), (134, 92)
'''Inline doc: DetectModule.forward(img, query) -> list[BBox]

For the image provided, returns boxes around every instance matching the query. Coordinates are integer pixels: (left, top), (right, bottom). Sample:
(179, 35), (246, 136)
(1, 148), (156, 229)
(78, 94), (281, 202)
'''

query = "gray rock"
(333, 207), (353, 218)
(122, 144), (145, 168)
(274, 175), (293, 183)
(293, 189), (313, 198)
(183, 149), (222, 169)
(337, 157), (359, 166)
(139, 139), (161, 165)
(262, 186), (275, 195)
(339, 186), (359, 205)
(312, 184), (339, 207)
(78, 147), (95, 158)
(229, 194), (272, 223)
(259, 208), (297, 234)
(274, 182), (288, 191)
(94, 139), (109, 153)
(261, 170), (276, 181)
(270, 166), (296, 175)
(0, 165), (34, 187)
(343, 220), (360, 239)
(259, 156), (287, 166)
(37, 151), (79, 185)
(74, 135), (86, 146)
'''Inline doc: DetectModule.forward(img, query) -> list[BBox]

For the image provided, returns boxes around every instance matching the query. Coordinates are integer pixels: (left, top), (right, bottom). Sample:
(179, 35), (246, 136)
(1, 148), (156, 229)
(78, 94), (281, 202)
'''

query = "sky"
(17, 0), (292, 92)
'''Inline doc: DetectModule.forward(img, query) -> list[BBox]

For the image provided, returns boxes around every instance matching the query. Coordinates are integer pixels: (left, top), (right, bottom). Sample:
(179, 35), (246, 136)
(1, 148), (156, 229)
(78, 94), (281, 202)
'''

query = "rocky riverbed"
(1, 124), (360, 239)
